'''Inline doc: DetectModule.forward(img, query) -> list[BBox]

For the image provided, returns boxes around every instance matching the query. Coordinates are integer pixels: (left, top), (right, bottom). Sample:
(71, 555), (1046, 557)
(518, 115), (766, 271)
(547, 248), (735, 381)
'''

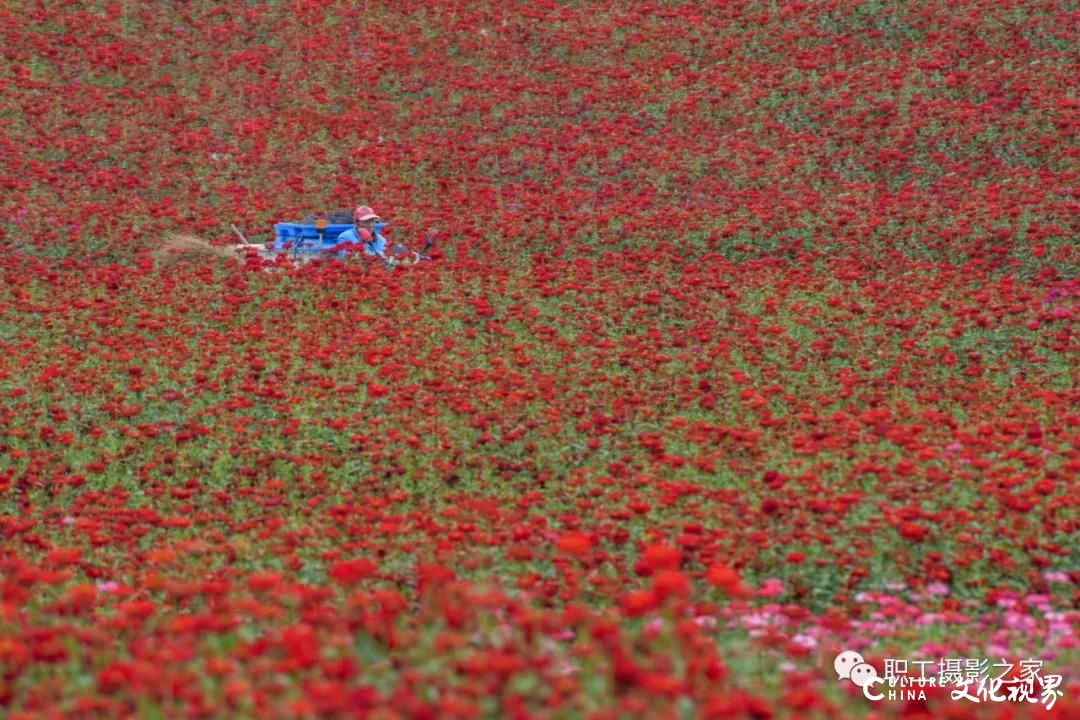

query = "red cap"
(353, 205), (380, 222)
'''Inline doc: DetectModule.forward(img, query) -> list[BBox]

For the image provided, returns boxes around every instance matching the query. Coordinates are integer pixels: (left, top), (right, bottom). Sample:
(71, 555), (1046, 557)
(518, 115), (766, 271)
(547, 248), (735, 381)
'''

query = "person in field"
(330, 205), (388, 258)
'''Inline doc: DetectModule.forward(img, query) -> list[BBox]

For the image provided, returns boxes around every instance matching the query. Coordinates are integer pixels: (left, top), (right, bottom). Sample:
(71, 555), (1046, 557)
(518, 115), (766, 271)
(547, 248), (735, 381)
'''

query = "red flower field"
(1, 0), (1077, 717)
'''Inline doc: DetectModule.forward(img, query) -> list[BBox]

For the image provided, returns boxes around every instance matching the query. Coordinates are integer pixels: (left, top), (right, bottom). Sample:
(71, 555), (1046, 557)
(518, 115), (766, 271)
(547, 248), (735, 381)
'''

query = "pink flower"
(758, 578), (785, 598)
(553, 660), (577, 676)
(927, 582), (950, 596)
(1002, 612), (1035, 631)
(919, 645), (944, 659)
(849, 636), (875, 651)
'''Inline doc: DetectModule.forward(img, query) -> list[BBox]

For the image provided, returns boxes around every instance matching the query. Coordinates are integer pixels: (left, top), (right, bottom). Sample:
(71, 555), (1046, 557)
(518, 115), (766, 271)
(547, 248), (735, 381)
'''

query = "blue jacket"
(334, 227), (387, 257)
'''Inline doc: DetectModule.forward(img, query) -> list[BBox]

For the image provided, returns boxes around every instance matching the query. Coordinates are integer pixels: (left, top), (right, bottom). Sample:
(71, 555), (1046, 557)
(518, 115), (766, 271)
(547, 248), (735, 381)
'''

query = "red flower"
(417, 563), (455, 595)
(641, 543), (681, 572)
(706, 563), (751, 598)
(280, 624), (319, 669)
(63, 583), (98, 614)
(652, 569), (691, 601)
(247, 571), (282, 593)
(328, 558), (378, 586)
(898, 522), (929, 543)
(97, 661), (137, 694)
(622, 590), (657, 617)
(556, 531), (593, 559)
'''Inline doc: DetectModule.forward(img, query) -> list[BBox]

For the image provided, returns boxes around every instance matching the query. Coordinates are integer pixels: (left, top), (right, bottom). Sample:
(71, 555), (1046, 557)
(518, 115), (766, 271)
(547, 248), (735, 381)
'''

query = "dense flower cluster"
(1, 0), (1077, 717)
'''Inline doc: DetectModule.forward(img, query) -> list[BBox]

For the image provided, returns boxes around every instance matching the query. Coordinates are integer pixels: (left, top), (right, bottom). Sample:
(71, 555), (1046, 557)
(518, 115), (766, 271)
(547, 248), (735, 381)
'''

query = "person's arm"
(371, 232), (388, 258)
(325, 228), (366, 255)
(360, 231), (390, 260)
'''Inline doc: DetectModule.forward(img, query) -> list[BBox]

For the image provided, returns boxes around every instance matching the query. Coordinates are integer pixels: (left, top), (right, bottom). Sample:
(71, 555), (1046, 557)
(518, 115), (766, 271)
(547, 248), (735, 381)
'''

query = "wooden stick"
(230, 224), (251, 245)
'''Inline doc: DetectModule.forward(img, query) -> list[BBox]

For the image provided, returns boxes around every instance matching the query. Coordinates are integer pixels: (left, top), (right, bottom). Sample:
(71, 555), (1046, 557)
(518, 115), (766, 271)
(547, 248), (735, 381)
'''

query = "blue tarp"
(272, 222), (388, 253)
(272, 223), (352, 252)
